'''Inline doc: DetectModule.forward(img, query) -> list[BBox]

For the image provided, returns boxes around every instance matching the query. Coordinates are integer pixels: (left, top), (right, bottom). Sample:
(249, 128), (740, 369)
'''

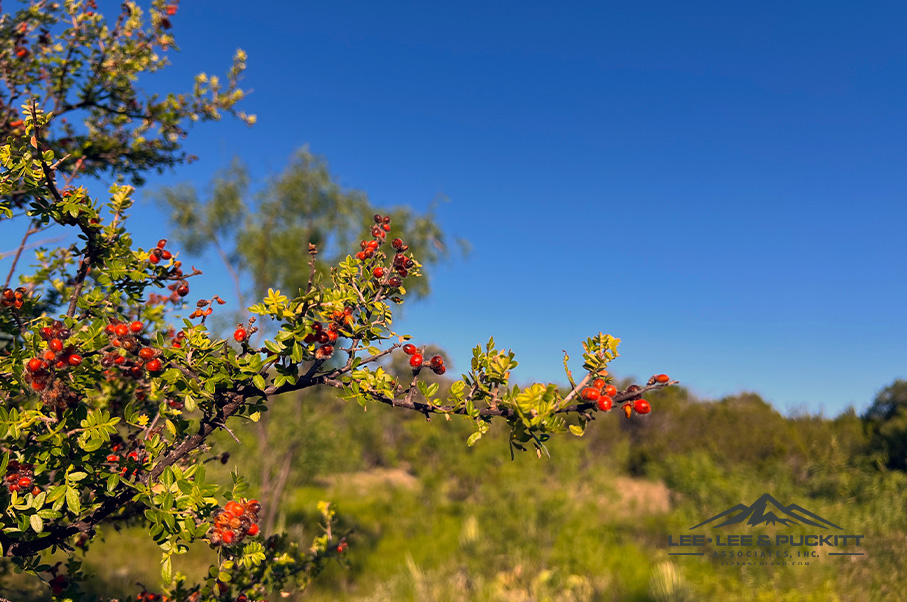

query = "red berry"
(115, 324), (129, 337)
(373, 214), (383, 223)
(429, 355), (443, 368)
(655, 374), (670, 384)
(17, 477), (31, 489)
(581, 388), (600, 401)
(146, 358), (162, 372)
(41, 326), (54, 339)
(409, 353), (423, 368)
(356, 251), (366, 260)
(234, 328), (247, 343)
(318, 344), (334, 358)
(130, 321), (144, 333)
(31, 486), (40, 496)
(107, 454), (120, 462)
(160, 249), (172, 260)
(382, 223), (391, 231)
(43, 349), (56, 361)
(633, 399), (651, 414)
(50, 338), (63, 353)
(591, 378), (606, 390)
(597, 395), (613, 412)
(149, 253), (160, 264)
(68, 354), (82, 366)
(247, 523), (260, 536)
(392, 238), (404, 250)
(225, 501), (244, 517)
(433, 365), (446, 375)
(373, 267), (385, 278)
(157, 239), (167, 249)
(27, 357), (42, 372)
(402, 344), (416, 355)
(604, 385), (617, 397)
(221, 530), (235, 544)
(139, 347), (155, 359)
(176, 284), (189, 297)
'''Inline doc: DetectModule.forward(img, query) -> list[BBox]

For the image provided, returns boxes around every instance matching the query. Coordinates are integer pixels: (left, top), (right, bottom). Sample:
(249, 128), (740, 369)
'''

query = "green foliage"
(0, 0), (253, 190)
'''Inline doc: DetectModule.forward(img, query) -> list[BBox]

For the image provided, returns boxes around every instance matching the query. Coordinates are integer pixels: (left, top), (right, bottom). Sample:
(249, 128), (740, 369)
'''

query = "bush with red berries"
(0, 3), (676, 601)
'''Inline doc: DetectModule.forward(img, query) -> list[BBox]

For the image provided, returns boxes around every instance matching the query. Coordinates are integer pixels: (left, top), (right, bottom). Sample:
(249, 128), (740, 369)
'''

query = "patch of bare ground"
(320, 465), (420, 494)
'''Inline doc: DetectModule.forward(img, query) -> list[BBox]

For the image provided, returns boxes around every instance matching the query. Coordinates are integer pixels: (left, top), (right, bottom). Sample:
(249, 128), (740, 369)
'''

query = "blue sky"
(21, 1), (907, 415)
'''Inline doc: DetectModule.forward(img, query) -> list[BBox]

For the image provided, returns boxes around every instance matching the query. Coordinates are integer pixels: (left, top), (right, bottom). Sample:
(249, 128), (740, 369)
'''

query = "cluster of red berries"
(1, 287), (26, 310)
(134, 592), (166, 602)
(207, 499), (261, 547)
(4, 460), (39, 495)
(303, 308), (355, 359)
(371, 213), (392, 238)
(99, 320), (162, 379)
(402, 344), (446, 375)
(147, 239), (189, 300)
(105, 444), (145, 478)
(390, 238), (416, 279)
(24, 320), (81, 392)
(580, 376), (618, 412)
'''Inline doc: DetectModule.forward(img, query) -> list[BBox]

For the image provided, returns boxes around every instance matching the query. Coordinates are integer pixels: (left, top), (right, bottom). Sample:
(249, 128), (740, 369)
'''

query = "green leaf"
(80, 437), (103, 452)
(65, 487), (81, 515)
(252, 374), (266, 390)
(467, 431), (483, 447)
(29, 514), (43, 533)
(161, 554), (172, 583)
(568, 425), (585, 437)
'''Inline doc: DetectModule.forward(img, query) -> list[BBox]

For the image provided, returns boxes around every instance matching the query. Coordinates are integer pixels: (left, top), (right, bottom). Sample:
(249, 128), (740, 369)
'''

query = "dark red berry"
(392, 238), (404, 250)
(373, 267), (385, 278)
(146, 358), (162, 372)
(176, 284), (189, 297)
(402, 344), (416, 355)
(50, 338), (63, 353)
(68, 354), (82, 366)
(429, 355), (443, 368)
(157, 239), (167, 249)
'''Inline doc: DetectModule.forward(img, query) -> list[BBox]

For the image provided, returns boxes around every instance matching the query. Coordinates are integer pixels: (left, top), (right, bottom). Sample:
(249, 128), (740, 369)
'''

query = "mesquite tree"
(0, 2), (677, 601)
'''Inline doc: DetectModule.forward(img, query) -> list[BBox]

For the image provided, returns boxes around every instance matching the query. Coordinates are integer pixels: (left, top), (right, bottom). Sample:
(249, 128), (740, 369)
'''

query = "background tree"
(153, 152), (467, 534)
(863, 379), (907, 471)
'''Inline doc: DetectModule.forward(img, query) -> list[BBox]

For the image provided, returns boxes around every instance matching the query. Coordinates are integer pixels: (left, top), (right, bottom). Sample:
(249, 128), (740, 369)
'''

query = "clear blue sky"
(56, 2), (907, 415)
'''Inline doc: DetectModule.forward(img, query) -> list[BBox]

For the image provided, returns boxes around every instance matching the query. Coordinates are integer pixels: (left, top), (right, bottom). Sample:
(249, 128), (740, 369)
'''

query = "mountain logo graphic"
(690, 493), (843, 530)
